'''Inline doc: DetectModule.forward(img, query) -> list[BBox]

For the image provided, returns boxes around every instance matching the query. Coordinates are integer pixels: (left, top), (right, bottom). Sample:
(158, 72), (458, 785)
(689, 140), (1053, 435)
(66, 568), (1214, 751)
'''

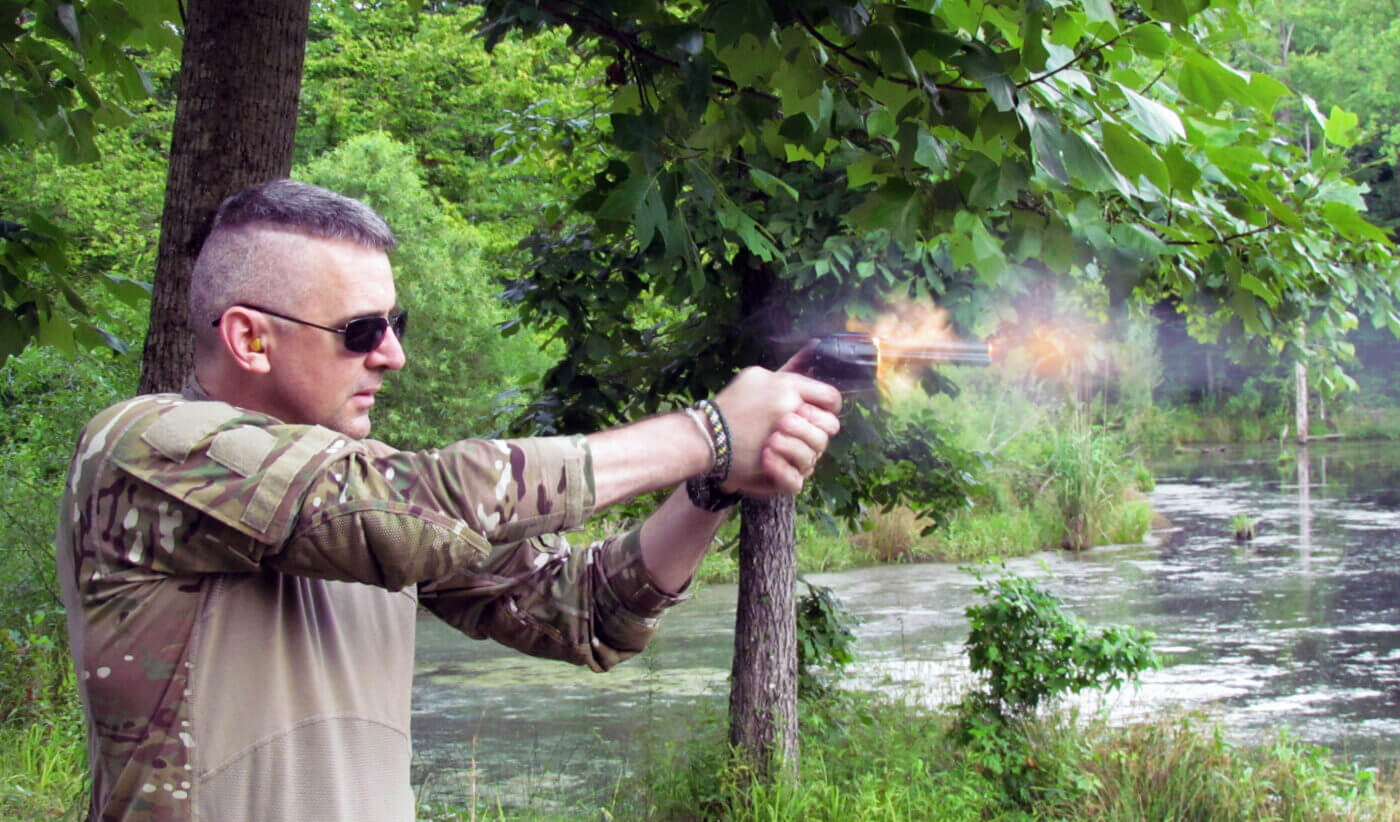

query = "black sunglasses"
(214, 303), (407, 353)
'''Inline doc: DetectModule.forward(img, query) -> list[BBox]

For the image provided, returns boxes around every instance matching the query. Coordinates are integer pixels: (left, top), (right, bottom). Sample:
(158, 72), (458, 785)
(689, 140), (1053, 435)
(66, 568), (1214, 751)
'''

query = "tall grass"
(0, 714), (87, 820)
(613, 697), (1400, 822)
(616, 697), (1008, 822)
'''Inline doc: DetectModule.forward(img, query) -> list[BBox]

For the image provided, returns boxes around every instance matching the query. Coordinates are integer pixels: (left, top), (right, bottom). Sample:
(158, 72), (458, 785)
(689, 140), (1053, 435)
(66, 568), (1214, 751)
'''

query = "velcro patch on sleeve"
(242, 426), (346, 533)
(142, 402), (243, 462)
(208, 426), (280, 478)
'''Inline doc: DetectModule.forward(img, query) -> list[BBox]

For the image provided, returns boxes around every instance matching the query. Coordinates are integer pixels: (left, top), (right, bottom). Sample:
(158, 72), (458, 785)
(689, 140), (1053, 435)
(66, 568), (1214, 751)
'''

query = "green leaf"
(711, 1), (774, 56)
(37, 310), (76, 355)
(1023, 106), (1069, 185)
(1061, 130), (1130, 195)
(846, 155), (887, 189)
(1177, 51), (1251, 112)
(1110, 223), (1169, 261)
(1126, 23), (1171, 59)
(1238, 273), (1278, 308)
(958, 50), (1016, 112)
(1119, 85), (1184, 144)
(74, 321), (128, 353)
(1161, 144), (1201, 195)
(1320, 202), (1390, 243)
(1083, 0), (1116, 24)
(0, 306), (25, 367)
(1248, 73), (1290, 115)
(595, 172), (651, 223)
(913, 128), (948, 174)
(635, 186), (666, 250)
(1101, 121), (1171, 194)
(1324, 106), (1360, 148)
(749, 168), (799, 203)
(857, 23), (920, 82)
(849, 179), (922, 244)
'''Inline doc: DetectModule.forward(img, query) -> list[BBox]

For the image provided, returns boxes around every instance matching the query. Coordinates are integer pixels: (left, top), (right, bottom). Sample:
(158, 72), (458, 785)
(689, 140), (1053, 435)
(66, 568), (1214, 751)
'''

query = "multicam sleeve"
(102, 400), (599, 587)
(417, 529), (689, 673)
(269, 436), (601, 588)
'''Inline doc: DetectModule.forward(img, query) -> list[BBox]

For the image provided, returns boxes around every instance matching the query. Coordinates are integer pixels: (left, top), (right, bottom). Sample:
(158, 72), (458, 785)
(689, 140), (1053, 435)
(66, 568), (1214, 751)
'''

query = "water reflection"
(411, 440), (1400, 811)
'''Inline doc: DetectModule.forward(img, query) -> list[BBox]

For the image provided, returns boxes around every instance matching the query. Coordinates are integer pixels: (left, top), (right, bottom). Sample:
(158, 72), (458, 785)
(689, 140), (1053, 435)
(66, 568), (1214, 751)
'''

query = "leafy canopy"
(480, 0), (1396, 518)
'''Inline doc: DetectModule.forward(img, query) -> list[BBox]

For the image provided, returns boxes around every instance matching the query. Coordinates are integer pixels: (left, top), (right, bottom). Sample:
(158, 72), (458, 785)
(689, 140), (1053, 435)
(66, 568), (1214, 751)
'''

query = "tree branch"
(1016, 32), (1125, 90)
(792, 9), (981, 94)
(1165, 222), (1280, 246)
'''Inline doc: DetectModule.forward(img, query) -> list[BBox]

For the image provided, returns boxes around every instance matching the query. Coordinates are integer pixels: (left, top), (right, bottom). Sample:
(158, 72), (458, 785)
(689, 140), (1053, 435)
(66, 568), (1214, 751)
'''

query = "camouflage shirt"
(56, 385), (685, 821)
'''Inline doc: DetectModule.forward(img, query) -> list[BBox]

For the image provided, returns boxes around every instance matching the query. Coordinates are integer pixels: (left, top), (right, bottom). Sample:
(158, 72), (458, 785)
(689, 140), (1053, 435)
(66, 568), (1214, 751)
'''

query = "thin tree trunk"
(140, 0), (312, 393)
(728, 494), (798, 777)
(728, 250), (799, 779)
(1295, 360), (1309, 444)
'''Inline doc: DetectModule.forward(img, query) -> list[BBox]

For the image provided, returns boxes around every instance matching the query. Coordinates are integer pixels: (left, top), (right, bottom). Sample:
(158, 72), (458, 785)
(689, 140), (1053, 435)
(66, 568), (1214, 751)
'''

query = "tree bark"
(139, 0), (312, 393)
(727, 250), (799, 779)
(728, 494), (798, 777)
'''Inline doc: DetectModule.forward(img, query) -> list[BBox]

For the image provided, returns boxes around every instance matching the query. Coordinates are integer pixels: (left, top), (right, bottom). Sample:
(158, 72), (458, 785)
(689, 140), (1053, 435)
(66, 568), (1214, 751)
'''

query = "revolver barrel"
(809, 332), (991, 391)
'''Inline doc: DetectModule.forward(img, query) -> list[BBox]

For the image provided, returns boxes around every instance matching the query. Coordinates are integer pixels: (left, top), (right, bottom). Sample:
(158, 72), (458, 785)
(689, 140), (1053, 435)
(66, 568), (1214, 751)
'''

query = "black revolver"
(807, 331), (992, 391)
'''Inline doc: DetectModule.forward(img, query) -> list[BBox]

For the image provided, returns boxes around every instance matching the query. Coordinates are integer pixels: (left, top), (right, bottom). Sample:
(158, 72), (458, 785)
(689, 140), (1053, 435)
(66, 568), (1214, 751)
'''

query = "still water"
(410, 440), (1400, 811)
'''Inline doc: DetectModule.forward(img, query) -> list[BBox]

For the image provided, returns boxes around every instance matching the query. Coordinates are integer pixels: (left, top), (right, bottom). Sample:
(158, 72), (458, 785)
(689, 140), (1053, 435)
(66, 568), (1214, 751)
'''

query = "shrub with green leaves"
(962, 571), (1159, 720)
(795, 581), (858, 699)
(956, 568), (1159, 807)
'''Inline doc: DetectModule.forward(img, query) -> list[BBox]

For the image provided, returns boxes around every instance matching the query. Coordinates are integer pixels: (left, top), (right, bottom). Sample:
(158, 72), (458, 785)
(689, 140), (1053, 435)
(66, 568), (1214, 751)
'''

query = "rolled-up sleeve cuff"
(599, 528), (692, 618)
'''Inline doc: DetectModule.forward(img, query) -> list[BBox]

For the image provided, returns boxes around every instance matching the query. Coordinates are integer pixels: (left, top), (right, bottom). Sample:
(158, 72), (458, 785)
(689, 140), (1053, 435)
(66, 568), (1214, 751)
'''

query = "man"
(57, 179), (841, 820)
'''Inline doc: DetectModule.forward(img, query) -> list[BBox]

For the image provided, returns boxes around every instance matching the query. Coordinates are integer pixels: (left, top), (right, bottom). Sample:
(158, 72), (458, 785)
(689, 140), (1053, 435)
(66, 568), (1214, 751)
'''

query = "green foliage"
(620, 695), (1004, 821)
(929, 504), (1063, 563)
(795, 580), (857, 699)
(956, 569), (1159, 807)
(298, 2), (604, 259)
(483, 0), (1397, 403)
(1, 0), (179, 364)
(298, 133), (552, 447)
(1234, 0), (1400, 235)
(1047, 424), (1139, 551)
(0, 63), (172, 363)
(962, 570), (1160, 721)
(614, 695), (1400, 821)
(1066, 714), (1395, 821)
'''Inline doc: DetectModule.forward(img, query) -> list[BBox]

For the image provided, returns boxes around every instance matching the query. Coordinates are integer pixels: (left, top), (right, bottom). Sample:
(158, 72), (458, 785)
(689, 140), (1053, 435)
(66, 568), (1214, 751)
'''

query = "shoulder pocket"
(113, 404), (361, 546)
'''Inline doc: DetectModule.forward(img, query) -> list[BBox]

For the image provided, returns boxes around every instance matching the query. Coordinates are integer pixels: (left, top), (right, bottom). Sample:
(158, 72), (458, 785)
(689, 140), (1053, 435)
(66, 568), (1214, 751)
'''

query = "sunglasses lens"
(341, 311), (406, 353)
(343, 317), (388, 353)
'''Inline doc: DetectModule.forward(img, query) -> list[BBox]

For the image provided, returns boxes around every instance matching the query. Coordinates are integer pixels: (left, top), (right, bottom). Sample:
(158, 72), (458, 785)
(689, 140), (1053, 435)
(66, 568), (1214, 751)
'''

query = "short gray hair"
(188, 179), (397, 340)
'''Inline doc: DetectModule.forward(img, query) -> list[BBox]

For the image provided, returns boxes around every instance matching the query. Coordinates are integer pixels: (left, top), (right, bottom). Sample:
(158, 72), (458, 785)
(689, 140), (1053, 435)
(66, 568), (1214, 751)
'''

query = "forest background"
(5, 0), (1400, 818)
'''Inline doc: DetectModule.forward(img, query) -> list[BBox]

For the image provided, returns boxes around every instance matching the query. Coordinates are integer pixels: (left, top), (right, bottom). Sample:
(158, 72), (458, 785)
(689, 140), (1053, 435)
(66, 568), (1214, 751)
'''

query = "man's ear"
(217, 307), (272, 374)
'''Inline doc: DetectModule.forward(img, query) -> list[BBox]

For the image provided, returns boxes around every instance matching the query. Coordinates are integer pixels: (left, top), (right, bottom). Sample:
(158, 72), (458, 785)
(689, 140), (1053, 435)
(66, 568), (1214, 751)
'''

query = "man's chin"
(329, 412), (373, 440)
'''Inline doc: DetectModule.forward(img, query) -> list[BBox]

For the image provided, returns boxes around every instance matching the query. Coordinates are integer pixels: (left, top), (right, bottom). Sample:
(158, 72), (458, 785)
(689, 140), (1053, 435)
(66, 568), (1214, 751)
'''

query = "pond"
(410, 439), (1400, 813)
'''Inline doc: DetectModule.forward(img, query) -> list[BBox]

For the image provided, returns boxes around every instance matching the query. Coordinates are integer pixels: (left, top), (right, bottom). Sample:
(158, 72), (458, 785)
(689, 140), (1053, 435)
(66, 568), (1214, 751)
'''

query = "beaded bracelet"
(686, 398), (743, 511)
(693, 398), (733, 482)
(683, 407), (717, 471)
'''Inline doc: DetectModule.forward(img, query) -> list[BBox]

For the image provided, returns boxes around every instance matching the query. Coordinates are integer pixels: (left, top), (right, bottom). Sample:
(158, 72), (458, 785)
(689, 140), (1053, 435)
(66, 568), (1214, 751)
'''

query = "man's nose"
(367, 325), (406, 371)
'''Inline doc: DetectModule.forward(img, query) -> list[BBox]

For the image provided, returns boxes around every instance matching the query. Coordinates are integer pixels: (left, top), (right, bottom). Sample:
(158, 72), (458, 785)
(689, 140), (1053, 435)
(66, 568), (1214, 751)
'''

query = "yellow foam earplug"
(250, 338), (264, 353)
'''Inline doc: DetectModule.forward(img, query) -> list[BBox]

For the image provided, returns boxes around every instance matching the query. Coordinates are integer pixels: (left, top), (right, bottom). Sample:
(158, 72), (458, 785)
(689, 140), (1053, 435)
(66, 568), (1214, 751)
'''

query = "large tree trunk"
(728, 494), (798, 777)
(139, 0), (313, 393)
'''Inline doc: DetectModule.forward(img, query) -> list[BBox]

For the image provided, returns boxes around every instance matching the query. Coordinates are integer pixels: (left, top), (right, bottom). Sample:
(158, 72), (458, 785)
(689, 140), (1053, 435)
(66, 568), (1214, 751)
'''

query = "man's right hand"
(713, 348), (843, 498)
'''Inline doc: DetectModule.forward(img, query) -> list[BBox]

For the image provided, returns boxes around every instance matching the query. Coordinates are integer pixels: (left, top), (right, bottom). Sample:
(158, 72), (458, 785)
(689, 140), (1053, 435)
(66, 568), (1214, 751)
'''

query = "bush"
(795, 582), (857, 699)
(956, 569), (1159, 807)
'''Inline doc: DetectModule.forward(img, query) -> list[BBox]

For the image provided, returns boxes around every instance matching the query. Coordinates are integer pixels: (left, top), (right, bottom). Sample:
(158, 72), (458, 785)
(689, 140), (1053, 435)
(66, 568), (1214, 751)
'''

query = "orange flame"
(846, 299), (958, 391)
(1022, 324), (1092, 380)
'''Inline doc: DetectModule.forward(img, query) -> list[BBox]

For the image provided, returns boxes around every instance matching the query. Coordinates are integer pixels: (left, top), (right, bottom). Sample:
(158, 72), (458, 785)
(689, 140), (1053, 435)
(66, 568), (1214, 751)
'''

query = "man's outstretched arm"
(587, 354), (843, 592)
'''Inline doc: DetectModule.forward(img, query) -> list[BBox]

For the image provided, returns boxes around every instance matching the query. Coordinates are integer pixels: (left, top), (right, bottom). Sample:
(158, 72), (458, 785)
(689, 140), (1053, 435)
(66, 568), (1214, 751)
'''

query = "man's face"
(260, 237), (405, 439)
